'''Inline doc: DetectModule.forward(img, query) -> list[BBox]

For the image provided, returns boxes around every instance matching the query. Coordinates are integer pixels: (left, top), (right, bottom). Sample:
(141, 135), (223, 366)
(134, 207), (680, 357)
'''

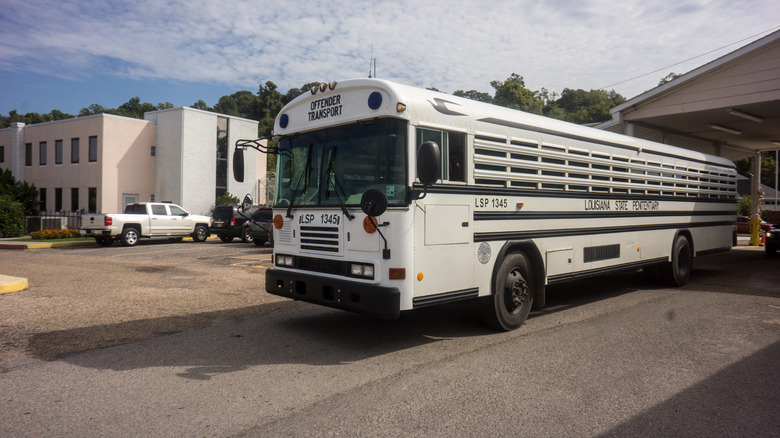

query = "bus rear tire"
(661, 234), (692, 287)
(480, 252), (534, 331)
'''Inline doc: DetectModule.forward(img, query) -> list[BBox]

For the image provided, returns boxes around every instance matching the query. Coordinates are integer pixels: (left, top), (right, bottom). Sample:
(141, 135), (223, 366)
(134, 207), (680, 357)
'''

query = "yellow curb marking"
(0, 275), (29, 294)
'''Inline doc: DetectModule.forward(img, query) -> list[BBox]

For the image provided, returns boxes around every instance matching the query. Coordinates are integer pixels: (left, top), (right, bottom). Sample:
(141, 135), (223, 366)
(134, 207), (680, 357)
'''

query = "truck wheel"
(661, 234), (692, 287)
(95, 236), (113, 247)
(480, 252), (535, 331)
(193, 225), (209, 242)
(241, 228), (253, 243)
(253, 238), (266, 246)
(120, 227), (140, 247)
(219, 235), (233, 243)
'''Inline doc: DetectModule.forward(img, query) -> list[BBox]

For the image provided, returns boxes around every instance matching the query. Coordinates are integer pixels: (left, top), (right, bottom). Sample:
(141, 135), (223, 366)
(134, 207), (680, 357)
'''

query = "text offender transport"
(309, 94), (343, 121)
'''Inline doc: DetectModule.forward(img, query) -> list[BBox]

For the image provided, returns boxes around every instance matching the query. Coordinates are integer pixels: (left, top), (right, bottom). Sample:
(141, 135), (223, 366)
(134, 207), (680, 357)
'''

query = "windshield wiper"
(324, 146), (355, 221)
(286, 142), (313, 218)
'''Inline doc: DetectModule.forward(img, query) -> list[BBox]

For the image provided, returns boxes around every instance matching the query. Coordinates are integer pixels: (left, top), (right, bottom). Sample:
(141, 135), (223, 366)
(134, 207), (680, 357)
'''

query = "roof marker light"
(310, 86), (318, 95)
(319, 83), (327, 92)
(329, 81), (337, 90)
(368, 92), (382, 110)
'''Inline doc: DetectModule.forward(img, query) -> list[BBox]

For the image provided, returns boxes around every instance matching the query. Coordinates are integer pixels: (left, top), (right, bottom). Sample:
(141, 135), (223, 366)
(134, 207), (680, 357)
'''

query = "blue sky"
(1, 0), (778, 116)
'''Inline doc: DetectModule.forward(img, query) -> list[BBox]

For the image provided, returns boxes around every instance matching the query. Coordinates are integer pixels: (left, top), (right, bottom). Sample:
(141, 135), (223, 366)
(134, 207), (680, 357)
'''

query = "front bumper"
(265, 269), (400, 319)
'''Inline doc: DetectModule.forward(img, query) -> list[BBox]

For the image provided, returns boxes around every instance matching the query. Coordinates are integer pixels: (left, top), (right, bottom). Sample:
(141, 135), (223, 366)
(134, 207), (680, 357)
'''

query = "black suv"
(246, 207), (274, 246)
(210, 204), (258, 243)
(766, 227), (779, 256)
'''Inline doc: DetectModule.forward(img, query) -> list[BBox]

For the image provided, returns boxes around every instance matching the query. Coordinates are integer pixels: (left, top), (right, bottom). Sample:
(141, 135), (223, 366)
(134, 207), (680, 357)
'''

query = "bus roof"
(274, 78), (735, 169)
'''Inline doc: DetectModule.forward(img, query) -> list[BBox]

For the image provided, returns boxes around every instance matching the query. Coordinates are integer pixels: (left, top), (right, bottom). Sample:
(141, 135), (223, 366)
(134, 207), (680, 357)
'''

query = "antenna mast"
(369, 45), (377, 78)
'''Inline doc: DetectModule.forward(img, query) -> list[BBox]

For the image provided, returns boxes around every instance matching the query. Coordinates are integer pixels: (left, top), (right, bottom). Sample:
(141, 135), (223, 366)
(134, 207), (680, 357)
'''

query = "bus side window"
(448, 132), (465, 182)
(416, 128), (466, 183)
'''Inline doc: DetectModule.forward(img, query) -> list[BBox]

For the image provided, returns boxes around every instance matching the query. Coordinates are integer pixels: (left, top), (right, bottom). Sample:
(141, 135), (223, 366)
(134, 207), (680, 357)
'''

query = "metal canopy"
(599, 29), (780, 162)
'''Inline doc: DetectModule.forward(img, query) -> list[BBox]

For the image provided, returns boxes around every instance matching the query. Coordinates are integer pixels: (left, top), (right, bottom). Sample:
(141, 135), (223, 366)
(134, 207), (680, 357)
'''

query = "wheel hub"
(505, 268), (529, 314)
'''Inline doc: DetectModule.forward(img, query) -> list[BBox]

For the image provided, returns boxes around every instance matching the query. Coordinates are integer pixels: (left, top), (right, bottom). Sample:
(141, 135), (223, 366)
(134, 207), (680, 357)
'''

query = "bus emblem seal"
(478, 242), (492, 264)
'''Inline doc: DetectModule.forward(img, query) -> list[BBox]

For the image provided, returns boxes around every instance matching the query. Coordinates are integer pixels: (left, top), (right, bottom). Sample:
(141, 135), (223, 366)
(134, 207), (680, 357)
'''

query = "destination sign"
(308, 94), (343, 121)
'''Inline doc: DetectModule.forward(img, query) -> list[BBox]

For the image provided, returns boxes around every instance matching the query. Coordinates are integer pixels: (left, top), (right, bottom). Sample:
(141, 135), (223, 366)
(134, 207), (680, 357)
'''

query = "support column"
(9, 122), (25, 181)
(750, 151), (762, 246)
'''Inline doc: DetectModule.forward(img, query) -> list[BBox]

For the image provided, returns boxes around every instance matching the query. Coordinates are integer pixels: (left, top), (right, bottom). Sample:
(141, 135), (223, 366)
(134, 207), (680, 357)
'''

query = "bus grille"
(300, 226), (340, 253)
(296, 256), (347, 276)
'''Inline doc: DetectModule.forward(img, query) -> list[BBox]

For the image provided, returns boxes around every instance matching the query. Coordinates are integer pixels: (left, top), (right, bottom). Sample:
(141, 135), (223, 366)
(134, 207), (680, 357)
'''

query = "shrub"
(0, 195), (26, 237)
(30, 229), (80, 240)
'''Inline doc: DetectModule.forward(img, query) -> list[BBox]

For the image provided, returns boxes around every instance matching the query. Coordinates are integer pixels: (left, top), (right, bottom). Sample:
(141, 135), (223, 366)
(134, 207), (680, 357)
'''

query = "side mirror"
(417, 141), (441, 186)
(241, 194), (253, 213)
(360, 189), (388, 217)
(233, 149), (245, 183)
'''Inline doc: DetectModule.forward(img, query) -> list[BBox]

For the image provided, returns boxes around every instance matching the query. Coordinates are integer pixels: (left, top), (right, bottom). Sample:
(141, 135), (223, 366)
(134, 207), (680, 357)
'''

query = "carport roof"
(598, 29), (780, 161)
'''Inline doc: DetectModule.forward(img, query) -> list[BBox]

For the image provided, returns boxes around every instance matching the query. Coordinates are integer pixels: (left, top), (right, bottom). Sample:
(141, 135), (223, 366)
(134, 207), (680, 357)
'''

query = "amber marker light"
(396, 102), (407, 112)
(363, 216), (377, 233)
(389, 268), (406, 280)
(273, 214), (284, 229)
(417, 272), (424, 281)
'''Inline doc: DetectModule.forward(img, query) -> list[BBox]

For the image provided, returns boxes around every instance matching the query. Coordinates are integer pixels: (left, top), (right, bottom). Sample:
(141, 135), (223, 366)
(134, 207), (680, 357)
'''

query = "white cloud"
(1, 0), (778, 100)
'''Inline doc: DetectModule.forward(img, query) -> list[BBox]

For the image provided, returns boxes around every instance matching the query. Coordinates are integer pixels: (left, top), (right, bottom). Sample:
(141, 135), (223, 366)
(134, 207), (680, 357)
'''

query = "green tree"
(547, 88), (625, 124)
(215, 192), (240, 206)
(0, 169), (39, 215)
(0, 195), (26, 237)
(490, 73), (544, 114)
(453, 89), (493, 103)
(112, 97), (157, 118)
(191, 100), (211, 111)
(735, 152), (778, 188)
(257, 81), (285, 137)
(79, 104), (108, 117)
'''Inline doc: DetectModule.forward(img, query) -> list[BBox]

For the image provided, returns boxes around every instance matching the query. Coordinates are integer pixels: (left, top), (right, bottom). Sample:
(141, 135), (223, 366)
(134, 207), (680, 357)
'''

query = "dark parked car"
(245, 207), (274, 246)
(736, 216), (773, 234)
(766, 227), (779, 256)
(210, 204), (259, 243)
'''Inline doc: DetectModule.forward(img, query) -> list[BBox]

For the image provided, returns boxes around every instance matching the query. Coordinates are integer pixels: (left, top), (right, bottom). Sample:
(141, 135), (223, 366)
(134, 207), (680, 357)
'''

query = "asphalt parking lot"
(0, 240), (778, 437)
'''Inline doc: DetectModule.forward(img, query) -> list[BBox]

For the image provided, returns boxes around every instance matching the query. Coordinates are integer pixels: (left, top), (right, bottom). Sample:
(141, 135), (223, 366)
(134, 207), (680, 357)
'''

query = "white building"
(0, 107), (264, 216)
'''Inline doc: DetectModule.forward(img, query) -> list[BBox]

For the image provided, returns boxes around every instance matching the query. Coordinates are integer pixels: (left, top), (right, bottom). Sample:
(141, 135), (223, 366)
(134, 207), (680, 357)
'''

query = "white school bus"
(233, 78), (737, 330)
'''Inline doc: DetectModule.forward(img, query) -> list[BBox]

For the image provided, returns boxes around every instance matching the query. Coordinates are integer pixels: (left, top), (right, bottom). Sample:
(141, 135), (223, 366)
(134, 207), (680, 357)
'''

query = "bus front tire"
(480, 252), (534, 331)
(661, 235), (692, 287)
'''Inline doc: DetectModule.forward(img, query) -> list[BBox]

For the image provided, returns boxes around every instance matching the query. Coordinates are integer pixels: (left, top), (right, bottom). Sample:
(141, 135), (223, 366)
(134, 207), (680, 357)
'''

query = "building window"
(71, 138), (79, 163)
(216, 117), (228, 200)
(0, 146), (4, 163)
(150, 194), (155, 202)
(39, 188), (47, 212)
(150, 146), (156, 156)
(55, 188), (62, 212)
(39, 141), (47, 165)
(71, 188), (79, 212)
(55, 140), (63, 164)
(89, 136), (97, 162)
(25, 143), (32, 166)
(88, 187), (97, 213)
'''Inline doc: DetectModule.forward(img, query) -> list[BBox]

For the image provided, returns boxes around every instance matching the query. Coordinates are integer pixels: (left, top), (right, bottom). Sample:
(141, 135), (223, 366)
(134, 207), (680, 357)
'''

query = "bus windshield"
(275, 118), (408, 208)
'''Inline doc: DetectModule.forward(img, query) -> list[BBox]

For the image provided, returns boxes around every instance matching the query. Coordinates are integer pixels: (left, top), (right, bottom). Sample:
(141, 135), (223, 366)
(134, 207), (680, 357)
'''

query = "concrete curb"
(0, 275), (29, 294)
(0, 240), (96, 250)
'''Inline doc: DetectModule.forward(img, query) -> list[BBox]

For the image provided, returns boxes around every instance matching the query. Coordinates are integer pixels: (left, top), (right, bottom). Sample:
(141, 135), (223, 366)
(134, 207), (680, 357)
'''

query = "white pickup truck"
(80, 202), (212, 246)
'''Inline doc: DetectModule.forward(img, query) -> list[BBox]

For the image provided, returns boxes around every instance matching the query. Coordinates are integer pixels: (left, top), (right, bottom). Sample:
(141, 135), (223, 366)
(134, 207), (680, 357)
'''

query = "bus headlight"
(276, 254), (294, 267)
(350, 263), (375, 279)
